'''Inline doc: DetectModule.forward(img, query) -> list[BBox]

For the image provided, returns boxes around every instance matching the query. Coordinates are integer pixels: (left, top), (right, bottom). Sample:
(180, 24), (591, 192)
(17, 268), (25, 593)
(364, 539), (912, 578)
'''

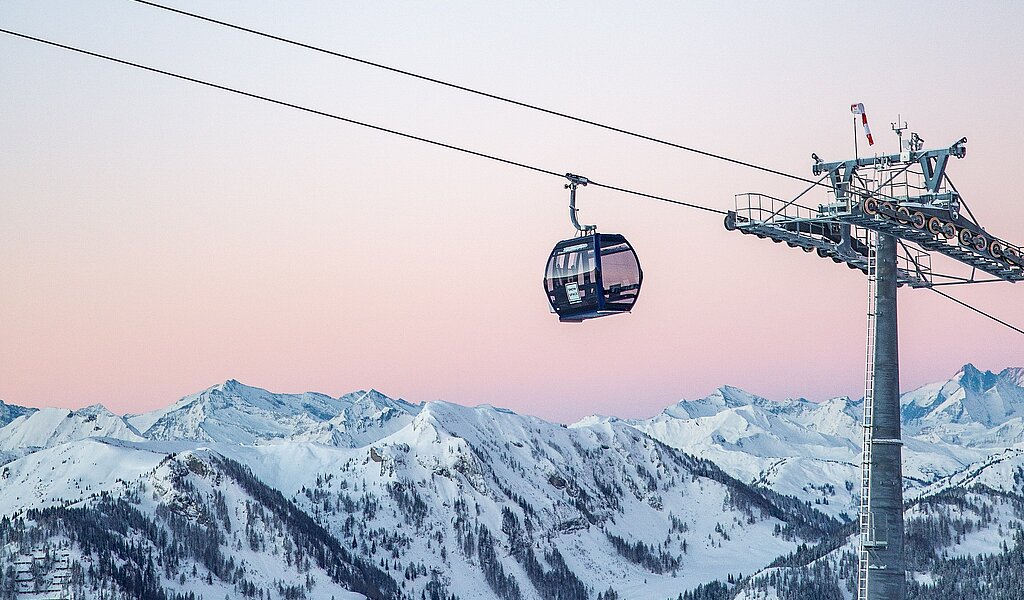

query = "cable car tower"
(724, 107), (1024, 600)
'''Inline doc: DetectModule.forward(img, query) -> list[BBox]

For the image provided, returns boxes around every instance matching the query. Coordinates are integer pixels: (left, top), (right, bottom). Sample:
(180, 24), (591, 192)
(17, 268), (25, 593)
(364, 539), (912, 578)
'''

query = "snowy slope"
(0, 399), (35, 428)
(129, 379), (345, 442)
(0, 437), (164, 514)
(1, 447), (377, 599)
(901, 364), (1024, 438)
(127, 380), (419, 446)
(0, 399), (39, 465)
(0, 404), (144, 453)
(623, 367), (1011, 519)
(660, 385), (771, 419)
(735, 450), (1024, 599)
(628, 399), (863, 518)
(291, 389), (421, 447)
(239, 400), (838, 600)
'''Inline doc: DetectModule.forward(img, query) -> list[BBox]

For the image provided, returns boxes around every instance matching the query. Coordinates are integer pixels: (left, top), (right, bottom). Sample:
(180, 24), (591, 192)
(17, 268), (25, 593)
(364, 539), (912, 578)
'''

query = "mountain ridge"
(2, 363), (1022, 599)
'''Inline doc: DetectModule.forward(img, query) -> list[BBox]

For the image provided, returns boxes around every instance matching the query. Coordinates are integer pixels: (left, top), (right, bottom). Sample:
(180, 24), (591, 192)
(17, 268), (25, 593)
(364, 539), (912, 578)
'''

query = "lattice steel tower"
(724, 115), (1023, 600)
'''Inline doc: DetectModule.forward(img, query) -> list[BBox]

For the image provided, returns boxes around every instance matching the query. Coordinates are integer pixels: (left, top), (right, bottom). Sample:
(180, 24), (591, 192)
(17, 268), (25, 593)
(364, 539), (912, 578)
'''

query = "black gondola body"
(544, 233), (643, 322)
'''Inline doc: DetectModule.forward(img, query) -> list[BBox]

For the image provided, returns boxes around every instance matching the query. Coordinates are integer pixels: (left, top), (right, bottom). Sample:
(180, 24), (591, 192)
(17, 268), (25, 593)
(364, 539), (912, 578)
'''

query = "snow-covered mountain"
(1, 364), (1022, 599)
(293, 389), (422, 447)
(902, 364), (1024, 427)
(0, 399), (35, 428)
(623, 392), (860, 518)
(126, 379), (420, 446)
(901, 364), (1024, 447)
(0, 404), (143, 453)
(0, 392), (840, 600)
(734, 448), (1024, 599)
(127, 379), (349, 443)
(0, 399), (37, 464)
(623, 364), (1018, 520)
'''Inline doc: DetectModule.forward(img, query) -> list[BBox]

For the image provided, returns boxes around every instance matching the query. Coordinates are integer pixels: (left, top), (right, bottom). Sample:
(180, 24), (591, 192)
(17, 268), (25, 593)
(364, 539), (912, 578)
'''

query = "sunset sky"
(2, 1), (1022, 422)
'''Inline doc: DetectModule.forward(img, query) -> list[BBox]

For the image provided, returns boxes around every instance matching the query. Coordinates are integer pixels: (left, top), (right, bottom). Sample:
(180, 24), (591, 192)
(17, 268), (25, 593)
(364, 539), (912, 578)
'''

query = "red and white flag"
(851, 102), (874, 146)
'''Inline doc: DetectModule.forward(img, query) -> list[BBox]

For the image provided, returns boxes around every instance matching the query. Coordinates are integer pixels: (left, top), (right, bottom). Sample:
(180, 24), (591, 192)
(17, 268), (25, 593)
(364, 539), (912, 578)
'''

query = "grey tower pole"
(862, 233), (905, 600)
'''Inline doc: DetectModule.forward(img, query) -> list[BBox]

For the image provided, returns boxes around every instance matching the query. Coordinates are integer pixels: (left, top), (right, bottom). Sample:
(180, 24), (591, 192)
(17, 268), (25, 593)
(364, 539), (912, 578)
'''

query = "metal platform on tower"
(725, 134), (1024, 288)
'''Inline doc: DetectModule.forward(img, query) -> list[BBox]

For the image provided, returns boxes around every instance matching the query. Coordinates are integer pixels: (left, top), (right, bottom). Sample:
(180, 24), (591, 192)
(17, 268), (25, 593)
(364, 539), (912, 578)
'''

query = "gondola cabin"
(544, 233), (643, 322)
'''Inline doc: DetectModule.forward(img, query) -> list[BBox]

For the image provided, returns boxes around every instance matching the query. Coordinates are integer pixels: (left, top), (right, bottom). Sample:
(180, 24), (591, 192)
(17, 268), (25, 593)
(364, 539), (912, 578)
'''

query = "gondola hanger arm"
(565, 173), (596, 235)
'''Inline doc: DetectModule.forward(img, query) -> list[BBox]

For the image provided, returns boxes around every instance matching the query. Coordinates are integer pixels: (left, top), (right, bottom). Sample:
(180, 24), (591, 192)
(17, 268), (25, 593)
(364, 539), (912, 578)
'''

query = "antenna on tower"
(891, 115), (908, 158)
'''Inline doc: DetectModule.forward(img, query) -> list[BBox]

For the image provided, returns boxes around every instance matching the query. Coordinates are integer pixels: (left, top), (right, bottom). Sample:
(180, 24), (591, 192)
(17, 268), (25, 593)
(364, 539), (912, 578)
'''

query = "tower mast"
(860, 232), (905, 599)
(724, 110), (1023, 600)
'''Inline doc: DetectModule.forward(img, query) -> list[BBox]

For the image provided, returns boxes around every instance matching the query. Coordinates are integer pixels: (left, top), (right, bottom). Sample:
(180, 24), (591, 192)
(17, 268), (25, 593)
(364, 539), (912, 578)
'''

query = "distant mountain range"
(1, 363), (1022, 599)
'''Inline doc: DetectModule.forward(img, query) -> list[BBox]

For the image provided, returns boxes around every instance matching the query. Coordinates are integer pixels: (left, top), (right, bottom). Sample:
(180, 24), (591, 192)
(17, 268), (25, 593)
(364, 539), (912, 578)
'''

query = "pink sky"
(2, 1), (1022, 422)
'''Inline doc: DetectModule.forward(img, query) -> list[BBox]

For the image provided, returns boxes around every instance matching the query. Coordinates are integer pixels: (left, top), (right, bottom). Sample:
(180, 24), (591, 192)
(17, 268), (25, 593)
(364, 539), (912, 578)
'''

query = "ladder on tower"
(858, 231), (877, 600)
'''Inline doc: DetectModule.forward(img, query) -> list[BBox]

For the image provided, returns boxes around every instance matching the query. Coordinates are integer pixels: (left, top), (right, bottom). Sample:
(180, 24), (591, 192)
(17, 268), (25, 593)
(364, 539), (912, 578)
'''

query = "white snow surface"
(0, 437), (164, 514)
(125, 379), (419, 445)
(615, 364), (1019, 518)
(0, 404), (144, 452)
(0, 398), (36, 428)
(901, 364), (1024, 434)
(735, 427), (1024, 598)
